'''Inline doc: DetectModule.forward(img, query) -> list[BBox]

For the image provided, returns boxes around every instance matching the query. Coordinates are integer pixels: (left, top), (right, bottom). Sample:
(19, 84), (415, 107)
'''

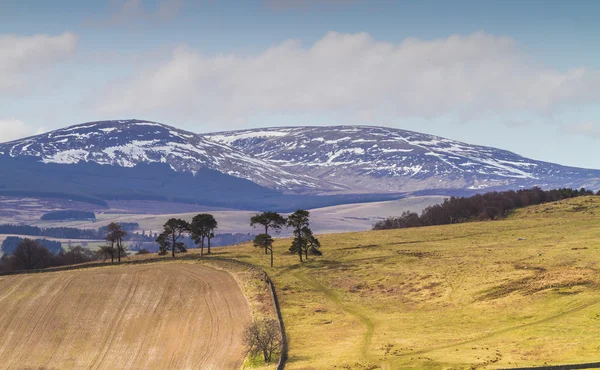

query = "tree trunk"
(117, 239), (121, 263)
(264, 225), (269, 254)
(172, 234), (176, 258)
(207, 236), (211, 254)
(270, 247), (273, 267)
(298, 249), (303, 263)
(200, 236), (204, 257)
(305, 247), (308, 261)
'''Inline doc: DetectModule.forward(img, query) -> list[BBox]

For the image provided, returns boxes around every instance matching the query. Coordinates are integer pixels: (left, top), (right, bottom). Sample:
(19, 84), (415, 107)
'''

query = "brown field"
(0, 263), (252, 369)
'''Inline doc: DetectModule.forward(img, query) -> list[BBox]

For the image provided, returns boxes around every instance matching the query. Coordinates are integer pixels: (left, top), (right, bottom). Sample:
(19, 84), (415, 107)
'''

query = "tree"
(243, 318), (282, 363)
(156, 232), (169, 255)
(253, 234), (275, 267)
(287, 209), (312, 263)
(12, 239), (53, 270)
(251, 212), (287, 254)
(105, 223), (127, 263)
(289, 236), (306, 263)
(286, 209), (310, 236)
(190, 213), (217, 256)
(300, 226), (321, 260)
(99, 245), (117, 263)
(58, 246), (97, 265)
(158, 218), (190, 258)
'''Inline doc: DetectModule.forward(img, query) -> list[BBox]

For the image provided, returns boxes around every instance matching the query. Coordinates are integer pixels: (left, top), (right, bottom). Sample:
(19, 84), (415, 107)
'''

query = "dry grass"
(200, 196), (600, 369)
(3, 196), (600, 369)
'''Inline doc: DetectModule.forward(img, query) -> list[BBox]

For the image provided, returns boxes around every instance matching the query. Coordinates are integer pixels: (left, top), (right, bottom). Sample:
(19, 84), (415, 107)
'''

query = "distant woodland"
(373, 187), (597, 230)
(40, 210), (96, 221)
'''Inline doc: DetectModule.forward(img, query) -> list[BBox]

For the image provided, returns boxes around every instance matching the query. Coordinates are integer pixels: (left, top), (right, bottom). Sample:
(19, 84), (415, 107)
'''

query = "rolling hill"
(214, 196), (600, 369)
(206, 125), (600, 193)
(2, 196), (600, 369)
(0, 119), (598, 210)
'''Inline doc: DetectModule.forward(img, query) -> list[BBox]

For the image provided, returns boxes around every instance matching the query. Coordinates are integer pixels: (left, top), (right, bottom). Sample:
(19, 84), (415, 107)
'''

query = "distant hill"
(206, 125), (600, 193)
(0, 119), (598, 210)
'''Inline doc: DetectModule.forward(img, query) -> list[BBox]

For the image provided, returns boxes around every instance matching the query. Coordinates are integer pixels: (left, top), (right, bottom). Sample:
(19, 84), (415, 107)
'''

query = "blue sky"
(1, 0), (599, 168)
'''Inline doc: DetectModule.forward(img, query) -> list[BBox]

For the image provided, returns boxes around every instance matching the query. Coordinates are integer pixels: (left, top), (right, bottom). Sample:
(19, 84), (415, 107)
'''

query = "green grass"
(207, 196), (600, 369)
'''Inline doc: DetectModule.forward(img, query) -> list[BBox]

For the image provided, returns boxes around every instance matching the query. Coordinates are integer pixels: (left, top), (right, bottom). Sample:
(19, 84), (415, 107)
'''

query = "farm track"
(292, 270), (375, 358)
(0, 263), (251, 369)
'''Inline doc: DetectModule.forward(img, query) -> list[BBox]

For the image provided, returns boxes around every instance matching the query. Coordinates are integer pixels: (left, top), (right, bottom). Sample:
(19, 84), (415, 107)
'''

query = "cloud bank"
(0, 32), (78, 95)
(92, 31), (598, 127)
(0, 119), (44, 143)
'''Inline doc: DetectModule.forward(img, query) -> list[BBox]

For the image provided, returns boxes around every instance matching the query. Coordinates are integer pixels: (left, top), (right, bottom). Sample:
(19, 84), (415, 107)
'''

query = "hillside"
(0, 120), (331, 193)
(210, 196), (600, 369)
(0, 263), (251, 369)
(2, 197), (600, 369)
(0, 120), (599, 211)
(206, 125), (600, 193)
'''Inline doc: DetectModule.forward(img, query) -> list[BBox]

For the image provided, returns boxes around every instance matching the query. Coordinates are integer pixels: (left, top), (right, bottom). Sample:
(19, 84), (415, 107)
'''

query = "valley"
(0, 196), (444, 235)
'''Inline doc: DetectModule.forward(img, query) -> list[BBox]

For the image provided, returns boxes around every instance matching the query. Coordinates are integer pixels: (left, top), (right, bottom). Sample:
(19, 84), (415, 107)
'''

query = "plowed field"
(0, 263), (251, 369)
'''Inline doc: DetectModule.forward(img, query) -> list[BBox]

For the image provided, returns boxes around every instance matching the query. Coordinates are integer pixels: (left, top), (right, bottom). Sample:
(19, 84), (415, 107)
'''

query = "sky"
(0, 0), (599, 168)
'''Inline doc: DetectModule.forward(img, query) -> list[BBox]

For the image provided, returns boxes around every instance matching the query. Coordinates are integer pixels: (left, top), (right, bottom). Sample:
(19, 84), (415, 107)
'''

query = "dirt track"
(0, 263), (252, 369)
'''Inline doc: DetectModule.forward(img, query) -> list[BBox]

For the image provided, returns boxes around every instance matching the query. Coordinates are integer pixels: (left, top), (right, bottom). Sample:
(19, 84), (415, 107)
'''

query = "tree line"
(0, 222), (152, 241)
(0, 208), (325, 274)
(250, 209), (321, 267)
(153, 209), (323, 267)
(40, 210), (96, 221)
(373, 187), (596, 230)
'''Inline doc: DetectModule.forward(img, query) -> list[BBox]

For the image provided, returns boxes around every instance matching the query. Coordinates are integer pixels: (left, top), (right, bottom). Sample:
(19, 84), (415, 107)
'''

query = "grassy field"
(2, 196), (599, 369)
(0, 262), (252, 369)
(204, 196), (600, 369)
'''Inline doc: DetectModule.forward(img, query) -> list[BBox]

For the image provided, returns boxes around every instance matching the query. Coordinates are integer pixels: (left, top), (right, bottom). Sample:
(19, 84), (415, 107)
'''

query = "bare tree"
(105, 223), (127, 263)
(12, 239), (53, 270)
(99, 245), (117, 263)
(243, 318), (282, 363)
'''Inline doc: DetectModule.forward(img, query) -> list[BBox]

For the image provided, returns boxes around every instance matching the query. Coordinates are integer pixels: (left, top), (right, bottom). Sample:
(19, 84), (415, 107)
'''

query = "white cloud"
(0, 119), (44, 143)
(0, 32), (78, 95)
(93, 31), (600, 127)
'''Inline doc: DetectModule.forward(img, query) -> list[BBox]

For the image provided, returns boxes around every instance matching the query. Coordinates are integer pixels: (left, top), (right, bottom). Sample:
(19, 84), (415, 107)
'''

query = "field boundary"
(267, 277), (288, 370)
(201, 256), (288, 369)
(0, 253), (289, 369)
(500, 362), (600, 369)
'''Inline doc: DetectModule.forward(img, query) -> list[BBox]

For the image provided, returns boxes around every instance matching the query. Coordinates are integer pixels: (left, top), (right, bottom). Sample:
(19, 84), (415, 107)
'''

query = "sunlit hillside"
(220, 196), (600, 369)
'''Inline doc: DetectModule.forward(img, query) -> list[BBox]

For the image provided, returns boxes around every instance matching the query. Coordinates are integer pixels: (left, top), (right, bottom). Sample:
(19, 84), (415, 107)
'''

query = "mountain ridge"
(204, 125), (600, 192)
(0, 119), (598, 210)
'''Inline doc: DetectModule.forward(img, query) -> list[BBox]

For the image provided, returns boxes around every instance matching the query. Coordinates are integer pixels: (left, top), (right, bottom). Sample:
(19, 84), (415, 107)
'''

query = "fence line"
(500, 362), (600, 370)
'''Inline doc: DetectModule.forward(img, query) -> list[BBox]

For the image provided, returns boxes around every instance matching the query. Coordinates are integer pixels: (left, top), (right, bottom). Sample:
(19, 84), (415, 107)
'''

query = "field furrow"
(0, 263), (251, 369)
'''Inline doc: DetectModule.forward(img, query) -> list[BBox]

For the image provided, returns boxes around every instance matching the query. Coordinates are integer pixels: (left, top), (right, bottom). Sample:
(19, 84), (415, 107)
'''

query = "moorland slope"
(216, 196), (600, 369)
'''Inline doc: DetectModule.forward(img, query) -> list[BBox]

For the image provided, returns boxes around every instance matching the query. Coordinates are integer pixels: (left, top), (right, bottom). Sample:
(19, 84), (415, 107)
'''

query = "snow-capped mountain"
(1, 120), (598, 200)
(205, 125), (600, 193)
(0, 120), (333, 193)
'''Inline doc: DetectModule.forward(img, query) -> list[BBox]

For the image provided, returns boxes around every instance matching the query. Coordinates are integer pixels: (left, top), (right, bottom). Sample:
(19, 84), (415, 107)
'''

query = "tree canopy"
(190, 213), (218, 256)
(157, 218), (190, 258)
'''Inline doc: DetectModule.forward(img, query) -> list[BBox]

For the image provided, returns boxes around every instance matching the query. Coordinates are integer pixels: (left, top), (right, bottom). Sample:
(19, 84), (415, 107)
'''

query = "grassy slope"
(211, 196), (600, 369)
